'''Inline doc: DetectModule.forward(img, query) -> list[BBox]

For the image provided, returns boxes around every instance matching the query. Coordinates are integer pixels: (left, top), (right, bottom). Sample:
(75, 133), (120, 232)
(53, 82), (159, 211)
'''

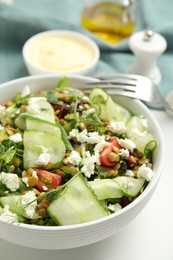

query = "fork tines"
(85, 79), (136, 92)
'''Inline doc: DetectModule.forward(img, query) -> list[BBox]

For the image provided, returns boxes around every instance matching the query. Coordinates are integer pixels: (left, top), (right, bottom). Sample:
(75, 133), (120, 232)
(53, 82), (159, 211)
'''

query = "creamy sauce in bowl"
(23, 31), (100, 75)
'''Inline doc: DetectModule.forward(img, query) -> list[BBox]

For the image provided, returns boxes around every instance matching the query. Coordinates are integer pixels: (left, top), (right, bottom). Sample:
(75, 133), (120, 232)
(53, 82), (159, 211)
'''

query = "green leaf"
(0, 140), (17, 170)
(46, 91), (58, 104)
(56, 77), (70, 90)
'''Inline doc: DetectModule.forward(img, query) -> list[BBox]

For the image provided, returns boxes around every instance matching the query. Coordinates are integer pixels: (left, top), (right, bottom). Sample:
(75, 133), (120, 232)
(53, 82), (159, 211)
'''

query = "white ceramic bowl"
(22, 30), (100, 76)
(0, 75), (164, 250)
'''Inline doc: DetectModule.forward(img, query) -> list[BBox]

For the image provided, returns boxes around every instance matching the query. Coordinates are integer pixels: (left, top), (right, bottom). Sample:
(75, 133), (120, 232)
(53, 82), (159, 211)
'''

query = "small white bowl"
(22, 30), (100, 76)
(0, 75), (164, 250)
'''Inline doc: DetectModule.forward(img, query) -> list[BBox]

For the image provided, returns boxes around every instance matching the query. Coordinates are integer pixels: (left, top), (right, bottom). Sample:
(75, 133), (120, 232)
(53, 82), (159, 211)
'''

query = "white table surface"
(0, 110), (172, 260)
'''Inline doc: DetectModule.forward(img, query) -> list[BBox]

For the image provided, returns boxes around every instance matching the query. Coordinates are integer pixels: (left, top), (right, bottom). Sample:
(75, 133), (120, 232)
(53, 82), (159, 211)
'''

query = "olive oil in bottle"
(81, 1), (136, 45)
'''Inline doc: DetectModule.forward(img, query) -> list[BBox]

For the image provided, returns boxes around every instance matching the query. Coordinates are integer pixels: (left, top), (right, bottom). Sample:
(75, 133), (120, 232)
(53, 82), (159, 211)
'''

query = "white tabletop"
(0, 110), (172, 260)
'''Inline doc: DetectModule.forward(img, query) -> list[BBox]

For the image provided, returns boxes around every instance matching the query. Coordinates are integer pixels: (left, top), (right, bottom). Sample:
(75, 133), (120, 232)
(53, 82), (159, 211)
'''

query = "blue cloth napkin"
(0, 0), (173, 97)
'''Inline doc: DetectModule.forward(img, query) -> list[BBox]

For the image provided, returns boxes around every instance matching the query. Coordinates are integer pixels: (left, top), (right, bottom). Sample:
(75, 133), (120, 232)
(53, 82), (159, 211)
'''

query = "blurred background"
(0, 0), (173, 97)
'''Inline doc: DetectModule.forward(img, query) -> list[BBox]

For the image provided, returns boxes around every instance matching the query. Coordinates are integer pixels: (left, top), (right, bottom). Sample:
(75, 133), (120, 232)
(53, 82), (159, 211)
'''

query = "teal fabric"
(0, 0), (173, 97)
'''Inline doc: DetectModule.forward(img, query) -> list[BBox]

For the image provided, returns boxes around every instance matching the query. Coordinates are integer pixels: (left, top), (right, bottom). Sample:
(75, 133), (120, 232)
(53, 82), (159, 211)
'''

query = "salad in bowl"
(0, 75), (163, 249)
(0, 77), (156, 226)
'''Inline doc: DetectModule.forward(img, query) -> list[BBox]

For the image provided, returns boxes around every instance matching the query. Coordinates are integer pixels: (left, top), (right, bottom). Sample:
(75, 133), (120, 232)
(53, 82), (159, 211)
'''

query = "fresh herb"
(79, 112), (107, 134)
(0, 104), (18, 120)
(44, 185), (65, 201)
(14, 94), (31, 106)
(0, 140), (16, 171)
(56, 77), (70, 91)
(46, 91), (58, 104)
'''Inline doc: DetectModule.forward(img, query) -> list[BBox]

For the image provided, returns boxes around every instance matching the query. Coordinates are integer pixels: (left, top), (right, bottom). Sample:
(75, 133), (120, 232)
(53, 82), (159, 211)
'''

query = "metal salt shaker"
(128, 30), (167, 85)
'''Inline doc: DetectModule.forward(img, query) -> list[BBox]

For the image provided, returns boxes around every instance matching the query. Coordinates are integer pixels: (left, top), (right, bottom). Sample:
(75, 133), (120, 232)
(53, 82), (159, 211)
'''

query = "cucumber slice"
(126, 116), (146, 135)
(47, 173), (108, 225)
(89, 179), (123, 200)
(89, 88), (131, 123)
(126, 116), (157, 154)
(0, 195), (39, 219)
(15, 115), (62, 137)
(89, 176), (145, 200)
(135, 133), (157, 154)
(15, 99), (55, 129)
(28, 99), (55, 124)
(89, 87), (109, 104)
(23, 130), (65, 168)
(26, 116), (61, 137)
(14, 114), (29, 130)
(115, 176), (145, 197)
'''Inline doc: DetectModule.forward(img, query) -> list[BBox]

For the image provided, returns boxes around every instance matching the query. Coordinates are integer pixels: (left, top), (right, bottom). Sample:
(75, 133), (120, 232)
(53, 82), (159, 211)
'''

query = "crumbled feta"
(32, 170), (38, 178)
(21, 177), (29, 187)
(119, 148), (129, 158)
(0, 125), (4, 130)
(21, 85), (30, 97)
(68, 129), (79, 139)
(126, 169), (134, 177)
(87, 131), (106, 144)
(0, 105), (6, 115)
(35, 153), (51, 166)
(137, 164), (154, 181)
(82, 96), (89, 102)
(0, 171), (19, 191)
(79, 105), (84, 110)
(68, 141), (109, 175)
(26, 97), (46, 116)
(35, 146), (51, 166)
(8, 133), (23, 143)
(118, 138), (136, 152)
(108, 203), (122, 213)
(21, 191), (37, 218)
(82, 108), (95, 116)
(67, 150), (82, 166)
(68, 129), (105, 144)
(26, 102), (40, 115)
(0, 205), (18, 222)
(81, 151), (98, 178)
(107, 121), (127, 135)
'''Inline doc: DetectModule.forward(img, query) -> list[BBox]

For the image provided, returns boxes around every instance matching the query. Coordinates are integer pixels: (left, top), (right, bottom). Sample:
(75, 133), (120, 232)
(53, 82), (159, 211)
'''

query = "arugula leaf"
(0, 140), (17, 171)
(46, 91), (58, 104)
(79, 112), (107, 134)
(56, 77), (70, 90)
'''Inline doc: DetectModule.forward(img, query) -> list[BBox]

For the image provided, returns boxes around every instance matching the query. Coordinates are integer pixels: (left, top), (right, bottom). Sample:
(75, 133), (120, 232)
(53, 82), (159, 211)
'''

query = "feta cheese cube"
(137, 164), (154, 181)
(0, 171), (19, 191)
(8, 133), (23, 143)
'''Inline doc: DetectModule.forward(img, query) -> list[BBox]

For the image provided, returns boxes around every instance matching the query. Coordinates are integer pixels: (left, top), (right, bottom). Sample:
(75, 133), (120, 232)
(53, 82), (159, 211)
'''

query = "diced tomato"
(109, 138), (121, 148)
(34, 169), (62, 192)
(100, 138), (121, 167)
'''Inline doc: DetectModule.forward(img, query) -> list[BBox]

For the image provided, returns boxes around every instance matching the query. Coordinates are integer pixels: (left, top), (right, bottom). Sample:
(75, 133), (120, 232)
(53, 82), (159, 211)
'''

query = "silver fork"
(80, 74), (173, 112)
